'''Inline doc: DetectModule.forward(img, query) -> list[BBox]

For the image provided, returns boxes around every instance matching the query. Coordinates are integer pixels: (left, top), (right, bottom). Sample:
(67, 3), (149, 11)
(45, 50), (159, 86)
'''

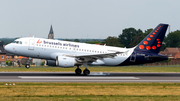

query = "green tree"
(119, 28), (142, 48)
(41, 61), (45, 66)
(6, 60), (12, 66)
(164, 30), (180, 47)
(64, 39), (70, 41)
(86, 41), (102, 44)
(104, 36), (123, 47)
(130, 28), (153, 47)
(74, 39), (80, 42)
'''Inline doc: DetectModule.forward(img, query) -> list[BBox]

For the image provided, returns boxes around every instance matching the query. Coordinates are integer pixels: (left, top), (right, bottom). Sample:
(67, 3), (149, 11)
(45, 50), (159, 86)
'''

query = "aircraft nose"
(4, 44), (11, 52)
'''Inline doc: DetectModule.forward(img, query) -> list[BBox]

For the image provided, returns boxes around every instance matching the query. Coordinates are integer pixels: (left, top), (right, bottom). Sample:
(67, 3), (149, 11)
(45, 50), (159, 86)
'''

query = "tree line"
(92, 27), (180, 51)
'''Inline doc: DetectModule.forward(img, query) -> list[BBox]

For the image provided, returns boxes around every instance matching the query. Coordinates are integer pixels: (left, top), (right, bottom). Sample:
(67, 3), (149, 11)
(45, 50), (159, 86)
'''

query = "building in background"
(0, 41), (6, 66)
(144, 47), (180, 66)
(48, 25), (54, 39)
(0, 41), (16, 66)
(159, 48), (180, 59)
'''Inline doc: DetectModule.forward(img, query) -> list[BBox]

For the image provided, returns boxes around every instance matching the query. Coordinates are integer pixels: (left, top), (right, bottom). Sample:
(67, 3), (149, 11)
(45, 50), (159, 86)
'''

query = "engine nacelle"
(46, 60), (56, 66)
(56, 56), (75, 67)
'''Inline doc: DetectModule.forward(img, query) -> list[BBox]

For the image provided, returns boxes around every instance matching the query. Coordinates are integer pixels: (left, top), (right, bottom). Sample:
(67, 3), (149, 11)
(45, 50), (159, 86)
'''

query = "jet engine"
(56, 56), (76, 67)
(46, 60), (56, 66)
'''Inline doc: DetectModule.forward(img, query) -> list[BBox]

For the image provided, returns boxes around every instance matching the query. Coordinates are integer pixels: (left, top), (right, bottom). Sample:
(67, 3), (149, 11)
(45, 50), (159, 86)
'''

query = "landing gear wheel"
(75, 68), (82, 75)
(25, 64), (30, 69)
(83, 69), (90, 76)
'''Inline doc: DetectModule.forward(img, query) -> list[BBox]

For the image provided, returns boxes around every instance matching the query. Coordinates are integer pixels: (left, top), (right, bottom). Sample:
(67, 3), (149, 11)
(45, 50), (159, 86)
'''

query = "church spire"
(49, 25), (54, 34)
(48, 25), (54, 39)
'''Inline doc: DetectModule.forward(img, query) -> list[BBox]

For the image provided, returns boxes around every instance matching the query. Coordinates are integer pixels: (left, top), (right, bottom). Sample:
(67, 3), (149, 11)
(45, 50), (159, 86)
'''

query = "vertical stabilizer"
(135, 23), (169, 53)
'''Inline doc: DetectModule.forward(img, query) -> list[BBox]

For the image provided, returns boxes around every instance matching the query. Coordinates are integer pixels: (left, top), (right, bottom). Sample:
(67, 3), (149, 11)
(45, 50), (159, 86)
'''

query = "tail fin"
(135, 23), (169, 53)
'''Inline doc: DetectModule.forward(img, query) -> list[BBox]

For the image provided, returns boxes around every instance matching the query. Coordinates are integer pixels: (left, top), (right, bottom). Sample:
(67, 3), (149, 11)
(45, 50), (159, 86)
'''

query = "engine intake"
(56, 56), (75, 67)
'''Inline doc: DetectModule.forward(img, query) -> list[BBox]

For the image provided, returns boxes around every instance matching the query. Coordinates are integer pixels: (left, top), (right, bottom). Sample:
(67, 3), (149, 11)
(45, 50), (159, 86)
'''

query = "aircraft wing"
(65, 51), (124, 62)
(50, 51), (127, 63)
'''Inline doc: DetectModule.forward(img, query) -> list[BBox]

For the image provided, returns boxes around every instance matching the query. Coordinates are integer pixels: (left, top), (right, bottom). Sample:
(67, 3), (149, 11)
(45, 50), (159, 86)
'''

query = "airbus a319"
(5, 24), (169, 75)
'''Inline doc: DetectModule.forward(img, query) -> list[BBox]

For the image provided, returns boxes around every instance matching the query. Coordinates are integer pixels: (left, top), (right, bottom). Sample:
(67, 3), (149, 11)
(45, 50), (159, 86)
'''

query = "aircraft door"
(28, 39), (34, 50)
(130, 52), (136, 62)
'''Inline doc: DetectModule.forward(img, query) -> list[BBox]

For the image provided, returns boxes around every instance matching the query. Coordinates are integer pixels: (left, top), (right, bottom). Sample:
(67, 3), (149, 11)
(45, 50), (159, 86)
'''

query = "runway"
(1, 72), (180, 82)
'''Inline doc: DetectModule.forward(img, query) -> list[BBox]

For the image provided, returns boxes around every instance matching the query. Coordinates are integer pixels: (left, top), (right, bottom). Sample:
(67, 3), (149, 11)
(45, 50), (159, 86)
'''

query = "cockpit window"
(13, 41), (22, 44)
(16, 41), (19, 44)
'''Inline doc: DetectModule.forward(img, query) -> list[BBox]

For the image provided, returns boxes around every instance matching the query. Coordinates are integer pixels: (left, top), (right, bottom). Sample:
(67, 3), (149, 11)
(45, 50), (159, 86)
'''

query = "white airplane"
(5, 24), (169, 75)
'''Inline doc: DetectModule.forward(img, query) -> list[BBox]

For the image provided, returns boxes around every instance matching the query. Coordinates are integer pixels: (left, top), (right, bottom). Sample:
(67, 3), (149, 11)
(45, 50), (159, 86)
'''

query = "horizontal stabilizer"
(145, 55), (168, 59)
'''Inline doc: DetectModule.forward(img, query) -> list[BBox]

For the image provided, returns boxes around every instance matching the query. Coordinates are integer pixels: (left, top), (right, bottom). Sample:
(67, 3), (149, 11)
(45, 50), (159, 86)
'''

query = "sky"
(0, 0), (180, 39)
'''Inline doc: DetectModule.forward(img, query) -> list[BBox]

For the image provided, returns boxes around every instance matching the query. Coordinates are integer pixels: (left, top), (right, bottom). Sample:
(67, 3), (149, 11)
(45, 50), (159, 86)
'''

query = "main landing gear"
(75, 65), (90, 75)
(83, 68), (90, 76)
(75, 66), (82, 75)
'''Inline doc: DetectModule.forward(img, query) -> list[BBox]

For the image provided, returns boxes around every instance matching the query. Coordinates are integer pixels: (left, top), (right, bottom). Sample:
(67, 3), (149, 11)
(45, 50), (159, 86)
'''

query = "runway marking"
(2, 79), (180, 82)
(18, 76), (139, 79)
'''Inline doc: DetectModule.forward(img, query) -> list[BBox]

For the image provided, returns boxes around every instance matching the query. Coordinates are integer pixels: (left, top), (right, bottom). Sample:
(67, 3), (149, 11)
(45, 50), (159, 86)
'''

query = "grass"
(1, 66), (180, 100)
(0, 82), (180, 101)
(0, 65), (180, 72)
(1, 96), (180, 101)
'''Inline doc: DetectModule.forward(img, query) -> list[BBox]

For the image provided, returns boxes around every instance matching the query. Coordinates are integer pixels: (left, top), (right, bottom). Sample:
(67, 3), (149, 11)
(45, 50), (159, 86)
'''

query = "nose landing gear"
(25, 64), (30, 69)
